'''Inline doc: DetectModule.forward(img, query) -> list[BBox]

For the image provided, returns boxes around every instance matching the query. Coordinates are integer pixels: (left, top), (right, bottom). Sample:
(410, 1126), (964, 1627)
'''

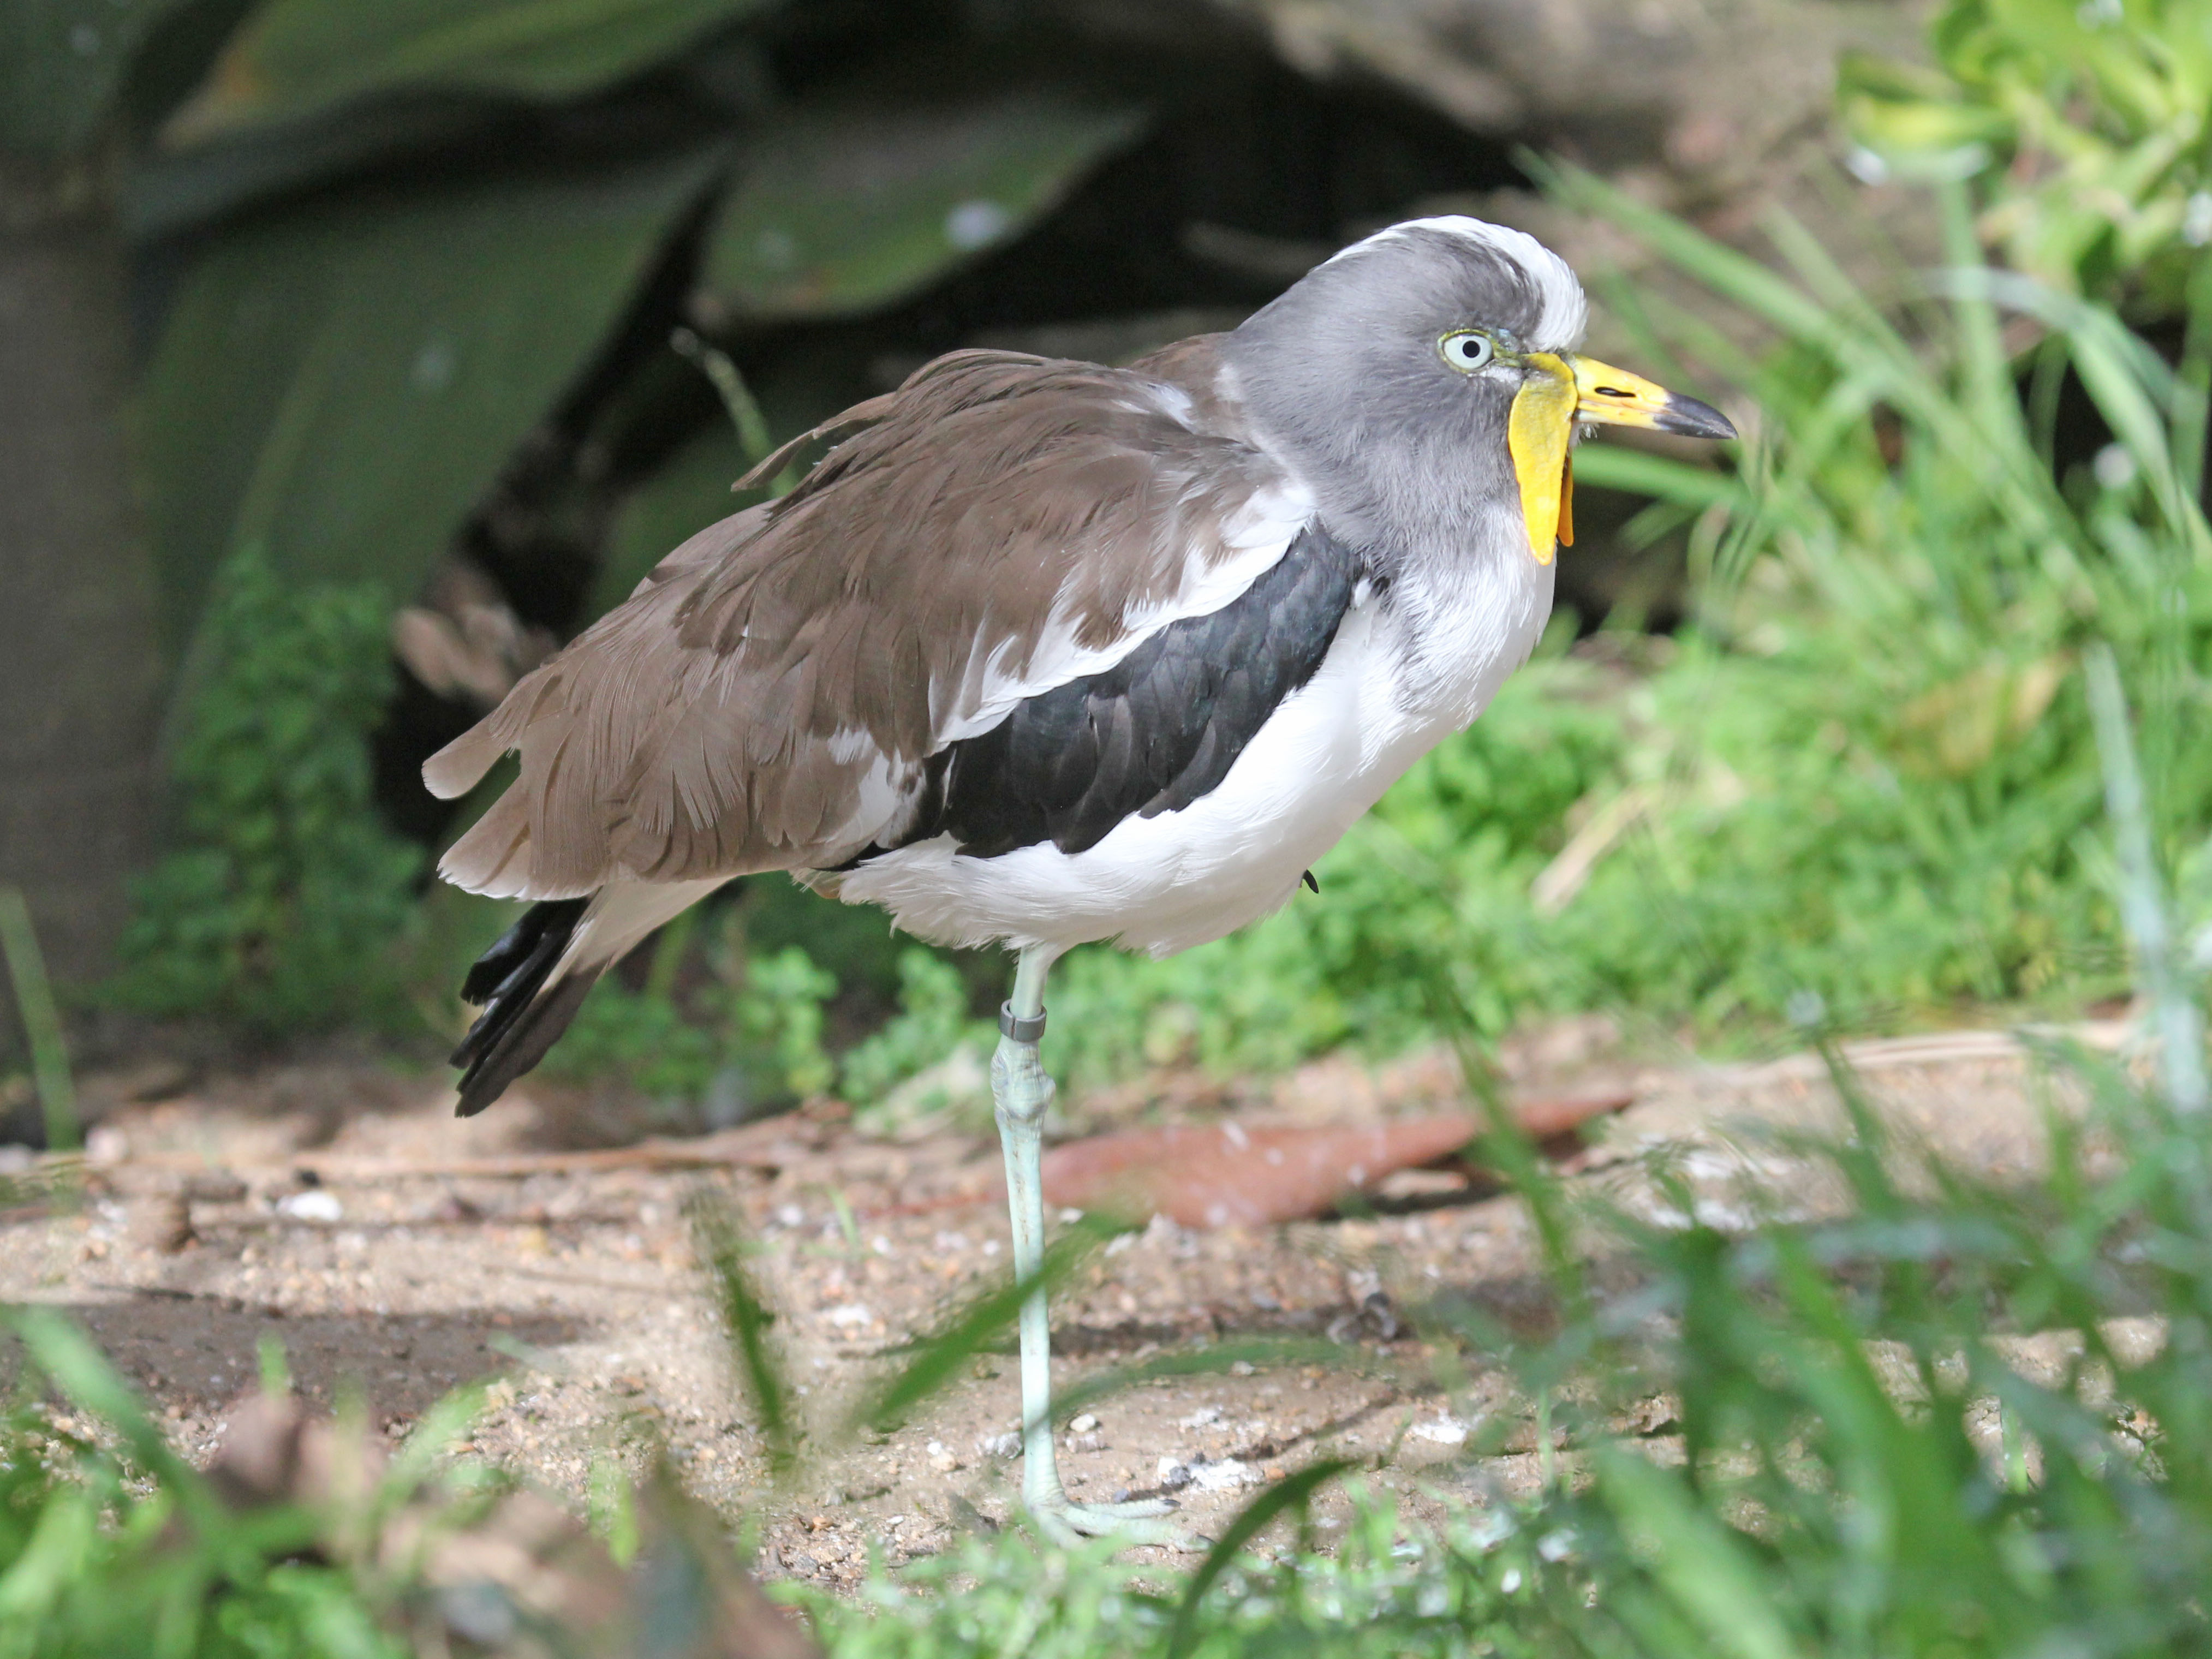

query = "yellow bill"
(1509, 353), (1737, 563)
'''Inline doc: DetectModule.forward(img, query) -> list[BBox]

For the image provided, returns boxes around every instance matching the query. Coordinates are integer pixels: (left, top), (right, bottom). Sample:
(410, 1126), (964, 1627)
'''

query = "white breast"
(816, 542), (1553, 958)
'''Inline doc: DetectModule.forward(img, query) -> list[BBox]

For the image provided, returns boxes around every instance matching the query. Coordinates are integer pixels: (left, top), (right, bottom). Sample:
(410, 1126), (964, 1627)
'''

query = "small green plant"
(838, 950), (997, 1135)
(109, 547), (423, 1033)
(794, 1491), (1510, 1659)
(0, 1308), (818, 1657)
(0, 1311), (404, 1658)
(543, 903), (836, 1119)
(1842, 0), (2212, 306)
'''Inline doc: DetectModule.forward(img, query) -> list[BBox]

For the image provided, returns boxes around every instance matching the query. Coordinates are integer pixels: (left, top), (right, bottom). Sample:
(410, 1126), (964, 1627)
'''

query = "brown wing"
(423, 344), (1309, 900)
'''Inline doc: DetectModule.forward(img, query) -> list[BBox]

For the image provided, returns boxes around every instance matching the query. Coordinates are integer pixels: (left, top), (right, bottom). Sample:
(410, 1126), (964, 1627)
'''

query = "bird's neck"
(1365, 507), (1555, 723)
(1200, 356), (1553, 720)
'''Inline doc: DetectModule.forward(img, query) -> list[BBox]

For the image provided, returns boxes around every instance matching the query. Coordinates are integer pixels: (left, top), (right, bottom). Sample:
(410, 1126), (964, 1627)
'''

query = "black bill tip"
(1653, 393), (1737, 441)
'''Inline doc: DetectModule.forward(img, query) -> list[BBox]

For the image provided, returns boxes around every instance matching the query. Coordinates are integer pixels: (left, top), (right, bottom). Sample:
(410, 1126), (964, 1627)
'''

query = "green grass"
(11, 855), (2212, 1655)
(9, 652), (2210, 1656)
(0, 1311), (414, 1658)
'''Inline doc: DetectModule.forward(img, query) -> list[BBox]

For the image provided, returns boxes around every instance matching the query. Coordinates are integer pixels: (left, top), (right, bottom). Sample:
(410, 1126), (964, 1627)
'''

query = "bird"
(422, 214), (1736, 1543)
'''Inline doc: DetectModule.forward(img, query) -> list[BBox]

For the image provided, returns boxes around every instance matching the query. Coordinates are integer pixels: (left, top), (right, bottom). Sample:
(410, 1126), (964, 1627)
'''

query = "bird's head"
(1221, 216), (1736, 564)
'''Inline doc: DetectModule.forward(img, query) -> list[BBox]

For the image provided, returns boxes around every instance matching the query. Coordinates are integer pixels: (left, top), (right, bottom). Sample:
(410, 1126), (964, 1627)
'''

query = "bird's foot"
(1026, 1489), (1192, 1549)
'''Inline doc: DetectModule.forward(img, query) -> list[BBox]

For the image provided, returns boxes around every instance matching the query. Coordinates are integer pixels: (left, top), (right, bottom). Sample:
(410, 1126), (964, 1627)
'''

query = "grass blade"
(2173, 252), (2212, 500)
(1570, 444), (1746, 512)
(1534, 155), (1841, 348)
(844, 1217), (1117, 1437)
(2084, 645), (2207, 1115)
(685, 1189), (800, 1476)
(670, 327), (801, 496)
(5, 1308), (217, 1532)
(1165, 1458), (1354, 1659)
(670, 327), (776, 465)
(0, 887), (79, 1154)
(374, 1381), (487, 1514)
(1596, 1449), (1809, 1659)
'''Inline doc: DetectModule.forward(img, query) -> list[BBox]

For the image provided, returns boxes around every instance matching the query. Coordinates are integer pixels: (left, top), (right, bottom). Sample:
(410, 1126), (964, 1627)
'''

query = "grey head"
(1220, 217), (1591, 559)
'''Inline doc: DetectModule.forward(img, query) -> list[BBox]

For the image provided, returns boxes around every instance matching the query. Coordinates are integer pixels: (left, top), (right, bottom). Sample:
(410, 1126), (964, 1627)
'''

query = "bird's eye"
(1439, 331), (1494, 373)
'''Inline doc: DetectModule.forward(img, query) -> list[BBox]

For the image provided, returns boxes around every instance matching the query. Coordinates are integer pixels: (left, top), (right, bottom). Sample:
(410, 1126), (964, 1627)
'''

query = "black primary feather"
(862, 521), (1364, 862)
(450, 897), (591, 1118)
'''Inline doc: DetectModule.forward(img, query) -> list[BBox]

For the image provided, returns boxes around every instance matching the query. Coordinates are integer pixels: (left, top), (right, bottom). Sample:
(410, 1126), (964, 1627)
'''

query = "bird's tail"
(450, 898), (594, 1117)
(449, 878), (728, 1117)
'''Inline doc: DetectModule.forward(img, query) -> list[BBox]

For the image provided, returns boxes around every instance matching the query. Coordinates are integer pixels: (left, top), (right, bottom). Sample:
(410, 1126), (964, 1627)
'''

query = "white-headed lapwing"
(423, 216), (1735, 1541)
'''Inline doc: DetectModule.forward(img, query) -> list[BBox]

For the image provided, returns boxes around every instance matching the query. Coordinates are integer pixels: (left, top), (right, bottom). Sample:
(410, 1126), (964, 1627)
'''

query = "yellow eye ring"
(1440, 331), (1495, 373)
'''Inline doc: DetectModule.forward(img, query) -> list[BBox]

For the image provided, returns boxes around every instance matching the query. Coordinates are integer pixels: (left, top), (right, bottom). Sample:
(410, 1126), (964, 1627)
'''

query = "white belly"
(814, 567), (1549, 956)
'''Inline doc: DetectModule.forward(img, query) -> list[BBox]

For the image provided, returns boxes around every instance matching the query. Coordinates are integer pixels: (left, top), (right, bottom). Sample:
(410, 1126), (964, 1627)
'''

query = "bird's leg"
(993, 945), (1180, 1545)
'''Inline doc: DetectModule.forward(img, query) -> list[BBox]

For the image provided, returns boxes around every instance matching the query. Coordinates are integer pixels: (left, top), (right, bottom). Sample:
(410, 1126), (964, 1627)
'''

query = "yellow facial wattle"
(1508, 353), (1578, 565)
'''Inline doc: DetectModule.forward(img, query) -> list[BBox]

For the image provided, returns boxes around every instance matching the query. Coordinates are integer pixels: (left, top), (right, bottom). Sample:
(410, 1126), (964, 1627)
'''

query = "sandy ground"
(0, 1020), (2097, 1583)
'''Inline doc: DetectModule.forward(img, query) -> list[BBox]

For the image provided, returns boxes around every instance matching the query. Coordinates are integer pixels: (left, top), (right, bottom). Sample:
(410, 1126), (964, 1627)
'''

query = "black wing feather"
(449, 897), (591, 1118)
(861, 521), (1362, 861)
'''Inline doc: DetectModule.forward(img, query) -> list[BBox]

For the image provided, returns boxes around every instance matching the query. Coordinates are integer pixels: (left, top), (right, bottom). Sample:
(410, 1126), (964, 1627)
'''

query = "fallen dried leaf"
(1035, 1095), (1631, 1227)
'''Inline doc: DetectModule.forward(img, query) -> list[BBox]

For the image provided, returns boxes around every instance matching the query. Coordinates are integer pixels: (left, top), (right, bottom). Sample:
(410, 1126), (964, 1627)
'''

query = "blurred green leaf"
(1167, 1459), (1355, 1659)
(1592, 1449), (1812, 1659)
(162, 0), (775, 148)
(1571, 443), (1746, 513)
(0, 0), (197, 157)
(1843, 0), (2212, 300)
(700, 71), (1148, 320)
(137, 148), (722, 659)
(124, 99), (491, 242)
(1838, 50), (2013, 159)
(1051, 1337), (1367, 1422)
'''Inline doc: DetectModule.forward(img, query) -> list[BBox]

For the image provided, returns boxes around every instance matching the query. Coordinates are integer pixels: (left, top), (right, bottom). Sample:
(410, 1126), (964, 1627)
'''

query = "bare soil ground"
(0, 1021), (2096, 1584)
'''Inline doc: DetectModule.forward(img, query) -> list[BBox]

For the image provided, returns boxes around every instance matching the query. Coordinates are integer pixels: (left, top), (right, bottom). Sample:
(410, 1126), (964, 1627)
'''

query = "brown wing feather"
(426, 342), (1298, 900)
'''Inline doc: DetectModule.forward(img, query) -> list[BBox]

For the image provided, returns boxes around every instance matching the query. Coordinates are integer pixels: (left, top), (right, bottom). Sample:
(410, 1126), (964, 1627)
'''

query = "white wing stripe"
(931, 482), (1314, 747)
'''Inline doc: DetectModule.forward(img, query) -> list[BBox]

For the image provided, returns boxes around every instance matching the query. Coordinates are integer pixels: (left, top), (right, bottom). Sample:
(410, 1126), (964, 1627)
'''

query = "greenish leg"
(994, 945), (1181, 1545)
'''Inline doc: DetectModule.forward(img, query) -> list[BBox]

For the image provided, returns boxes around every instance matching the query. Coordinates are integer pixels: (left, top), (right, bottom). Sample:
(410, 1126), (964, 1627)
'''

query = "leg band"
(999, 1002), (1047, 1043)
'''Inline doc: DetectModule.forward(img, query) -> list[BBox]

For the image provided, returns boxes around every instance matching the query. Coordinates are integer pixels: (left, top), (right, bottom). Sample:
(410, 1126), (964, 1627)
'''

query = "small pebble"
(1068, 1413), (1100, 1434)
(1189, 1458), (1256, 1492)
(277, 1190), (343, 1224)
(140, 1194), (195, 1254)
